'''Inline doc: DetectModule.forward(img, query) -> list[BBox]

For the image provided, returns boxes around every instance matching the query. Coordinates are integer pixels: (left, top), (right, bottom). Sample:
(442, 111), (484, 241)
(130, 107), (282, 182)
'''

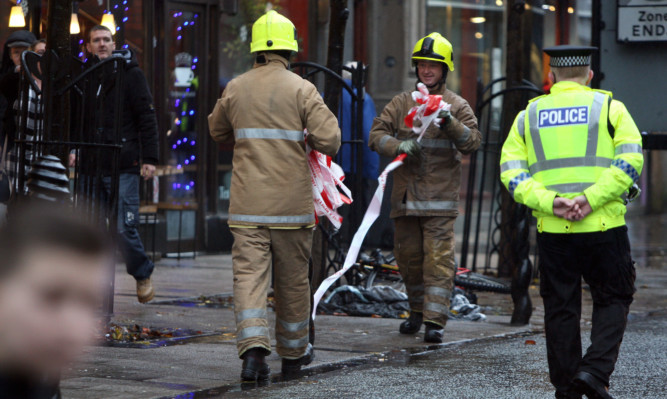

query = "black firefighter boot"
(240, 347), (270, 382)
(424, 321), (444, 343)
(282, 343), (315, 376)
(399, 311), (423, 334)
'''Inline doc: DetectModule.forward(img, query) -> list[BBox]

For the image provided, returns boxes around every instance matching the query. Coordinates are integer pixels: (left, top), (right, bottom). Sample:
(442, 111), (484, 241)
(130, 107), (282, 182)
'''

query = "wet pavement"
(59, 210), (667, 398)
(220, 311), (667, 399)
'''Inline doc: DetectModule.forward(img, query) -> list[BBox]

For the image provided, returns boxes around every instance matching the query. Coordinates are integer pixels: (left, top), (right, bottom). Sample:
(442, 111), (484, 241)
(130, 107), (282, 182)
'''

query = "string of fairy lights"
(169, 11), (199, 196)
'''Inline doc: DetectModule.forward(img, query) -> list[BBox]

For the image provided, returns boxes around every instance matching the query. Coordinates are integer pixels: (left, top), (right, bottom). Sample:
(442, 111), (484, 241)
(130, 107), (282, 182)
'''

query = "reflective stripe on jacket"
(208, 53), (341, 228)
(500, 81), (644, 233)
(368, 85), (481, 218)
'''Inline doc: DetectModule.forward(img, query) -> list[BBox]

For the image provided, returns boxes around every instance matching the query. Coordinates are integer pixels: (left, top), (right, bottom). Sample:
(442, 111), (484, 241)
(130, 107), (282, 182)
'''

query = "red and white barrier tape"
(307, 134), (352, 230)
(404, 82), (451, 134)
(312, 83), (451, 319)
(312, 152), (407, 319)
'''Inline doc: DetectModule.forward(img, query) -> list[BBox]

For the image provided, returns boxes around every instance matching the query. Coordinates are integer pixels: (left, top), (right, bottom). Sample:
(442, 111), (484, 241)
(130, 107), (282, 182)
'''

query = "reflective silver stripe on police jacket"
(517, 111), (526, 138)
(378, 135), (393, 152)
(424, 302), (449, 315)
(545, 182), (594, 194)
(236, 128), (303, 141)
(406, 201), (458, 211)
(529, 156), (612, 174)
(586, 93), (607, 156)
(420, 138), (454, 149)
(615, 143), (642, 155)
(500, 160), (529, 173)
(229, 214), (315, 224)
(236, 308), (267, 324)
(237, 326), (270, 341)
(279, 318), (309, 333)
(528, 101), (546, 161)
(425, 286), (451, 299)
(276, 334), (309, 349)
(529, 92), (608, 174)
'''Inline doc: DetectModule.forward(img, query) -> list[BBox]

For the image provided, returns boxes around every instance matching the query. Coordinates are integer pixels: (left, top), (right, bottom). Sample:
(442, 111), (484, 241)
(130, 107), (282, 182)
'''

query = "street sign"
(617, 0), (667, 42)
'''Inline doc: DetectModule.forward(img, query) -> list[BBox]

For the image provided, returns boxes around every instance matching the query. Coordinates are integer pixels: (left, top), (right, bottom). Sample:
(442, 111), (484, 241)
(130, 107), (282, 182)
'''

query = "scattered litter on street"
(317, 285), (487, 321)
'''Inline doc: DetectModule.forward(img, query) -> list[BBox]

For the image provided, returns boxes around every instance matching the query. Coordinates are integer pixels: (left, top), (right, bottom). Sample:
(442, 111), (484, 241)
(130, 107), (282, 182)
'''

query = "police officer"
(500, 46), (643, 399)
(208, 11), (340, 381)
(369, 33), (481, 343)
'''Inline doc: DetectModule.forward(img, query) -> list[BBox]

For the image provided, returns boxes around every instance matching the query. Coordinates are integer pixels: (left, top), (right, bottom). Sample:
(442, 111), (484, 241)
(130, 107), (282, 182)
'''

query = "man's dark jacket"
(90, 49), (159, 174)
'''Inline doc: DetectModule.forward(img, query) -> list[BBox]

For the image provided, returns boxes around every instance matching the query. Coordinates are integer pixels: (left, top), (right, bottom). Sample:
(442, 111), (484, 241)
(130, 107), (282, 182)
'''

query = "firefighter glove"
(397, 139), (423, 159)
(438, 109), (452, 127)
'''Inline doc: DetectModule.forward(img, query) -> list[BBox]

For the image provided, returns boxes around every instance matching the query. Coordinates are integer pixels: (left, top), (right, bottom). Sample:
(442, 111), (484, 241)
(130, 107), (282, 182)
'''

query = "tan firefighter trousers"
(230, 227), (313, 359)
(394, 216), (456, 327)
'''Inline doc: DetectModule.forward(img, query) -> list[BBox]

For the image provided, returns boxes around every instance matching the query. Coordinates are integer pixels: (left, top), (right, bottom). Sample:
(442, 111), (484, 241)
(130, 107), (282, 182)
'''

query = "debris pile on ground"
(317, 285), (410, 318)
(104, 323), (204, 344)
(317, 285), (487, 321)
(449, 292), (487, 322)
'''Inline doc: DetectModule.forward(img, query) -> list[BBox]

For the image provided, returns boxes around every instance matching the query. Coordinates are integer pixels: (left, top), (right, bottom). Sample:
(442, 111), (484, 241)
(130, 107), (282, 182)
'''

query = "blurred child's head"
(0, 205), (111, 379)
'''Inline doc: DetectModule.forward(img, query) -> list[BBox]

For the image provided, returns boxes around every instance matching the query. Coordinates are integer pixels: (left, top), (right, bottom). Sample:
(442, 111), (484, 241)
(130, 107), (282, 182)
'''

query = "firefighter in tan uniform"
(208, 11), (340, 381)
(369, 33), (481, 343)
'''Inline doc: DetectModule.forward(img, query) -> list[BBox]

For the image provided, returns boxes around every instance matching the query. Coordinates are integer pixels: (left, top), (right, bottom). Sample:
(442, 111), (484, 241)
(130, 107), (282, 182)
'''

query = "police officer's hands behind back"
(553, 197), (577, 220)
(572, 195), (593, 220)
(553, 196), (592, 221)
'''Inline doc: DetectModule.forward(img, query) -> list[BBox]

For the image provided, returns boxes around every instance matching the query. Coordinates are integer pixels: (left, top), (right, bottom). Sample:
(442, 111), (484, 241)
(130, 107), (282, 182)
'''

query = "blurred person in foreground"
(0, 205), (111, 399)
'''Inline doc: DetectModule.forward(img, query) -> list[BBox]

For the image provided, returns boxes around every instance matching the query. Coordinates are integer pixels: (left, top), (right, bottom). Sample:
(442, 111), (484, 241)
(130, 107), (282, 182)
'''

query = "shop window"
(164, 10), (201, 202)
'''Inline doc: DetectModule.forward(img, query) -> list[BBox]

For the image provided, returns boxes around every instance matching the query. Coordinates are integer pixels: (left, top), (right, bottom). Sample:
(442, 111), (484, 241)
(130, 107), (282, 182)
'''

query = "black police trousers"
(537, 226), (635, 395)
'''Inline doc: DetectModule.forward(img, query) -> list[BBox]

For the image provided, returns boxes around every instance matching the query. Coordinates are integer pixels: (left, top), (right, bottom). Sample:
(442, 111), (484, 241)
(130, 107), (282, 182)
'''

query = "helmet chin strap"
(415, 65), (448, 91)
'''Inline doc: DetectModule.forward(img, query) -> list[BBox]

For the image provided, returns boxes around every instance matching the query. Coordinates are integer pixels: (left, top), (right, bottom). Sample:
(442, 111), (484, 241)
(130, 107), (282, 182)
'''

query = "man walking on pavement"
(72, 25), (159, 304)
(369, 33), (481, 343)
(208, 11), (340, 382)
(500, 45), (643, 399)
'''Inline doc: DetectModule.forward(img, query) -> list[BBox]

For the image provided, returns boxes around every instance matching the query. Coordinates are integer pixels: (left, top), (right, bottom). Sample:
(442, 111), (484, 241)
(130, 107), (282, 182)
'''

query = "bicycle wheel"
(365, 267), (405, 292)
(454, 272), (511, 294)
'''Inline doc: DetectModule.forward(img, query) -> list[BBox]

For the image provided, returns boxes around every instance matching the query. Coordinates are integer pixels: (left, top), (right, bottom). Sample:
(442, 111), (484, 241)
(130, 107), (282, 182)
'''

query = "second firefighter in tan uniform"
(208, 11), (340, 381)
(369, 32), (481, 343)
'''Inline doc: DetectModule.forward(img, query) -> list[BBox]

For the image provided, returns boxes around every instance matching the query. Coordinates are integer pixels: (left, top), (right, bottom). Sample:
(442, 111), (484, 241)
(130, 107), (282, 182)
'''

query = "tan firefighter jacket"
(208, 53), (341, 228)
(369, 84), (481, 218)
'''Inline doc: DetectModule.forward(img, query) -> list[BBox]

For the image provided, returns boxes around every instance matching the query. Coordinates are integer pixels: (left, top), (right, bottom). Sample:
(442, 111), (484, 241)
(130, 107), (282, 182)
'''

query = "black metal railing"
(460, 77), (544, 274)
(12, 50), (126, 323)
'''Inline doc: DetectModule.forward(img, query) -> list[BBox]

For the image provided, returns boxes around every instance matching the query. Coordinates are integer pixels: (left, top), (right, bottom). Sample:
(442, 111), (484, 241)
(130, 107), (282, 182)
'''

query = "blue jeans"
(103, 173), (154, 281)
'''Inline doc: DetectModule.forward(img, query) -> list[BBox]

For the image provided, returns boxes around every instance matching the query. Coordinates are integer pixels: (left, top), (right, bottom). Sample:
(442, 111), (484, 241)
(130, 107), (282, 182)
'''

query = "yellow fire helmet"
(411, 32), (455, 71)
(250, 10), (298, 53)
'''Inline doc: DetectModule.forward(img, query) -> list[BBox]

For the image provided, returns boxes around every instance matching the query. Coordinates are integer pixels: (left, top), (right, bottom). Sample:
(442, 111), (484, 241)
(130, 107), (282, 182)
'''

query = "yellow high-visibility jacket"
(499, 81), (644, 233)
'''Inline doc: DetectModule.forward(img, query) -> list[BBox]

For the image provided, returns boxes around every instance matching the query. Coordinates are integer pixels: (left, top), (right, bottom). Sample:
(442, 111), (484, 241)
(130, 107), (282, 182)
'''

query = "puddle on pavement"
(151, 294), (235, 309)
(101, 332), (224, 349)
(101, 323), (224, 349)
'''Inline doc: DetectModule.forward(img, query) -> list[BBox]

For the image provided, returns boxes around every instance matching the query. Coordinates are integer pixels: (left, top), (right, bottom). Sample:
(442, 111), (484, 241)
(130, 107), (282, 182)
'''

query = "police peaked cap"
(544, 45), (597, 68)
